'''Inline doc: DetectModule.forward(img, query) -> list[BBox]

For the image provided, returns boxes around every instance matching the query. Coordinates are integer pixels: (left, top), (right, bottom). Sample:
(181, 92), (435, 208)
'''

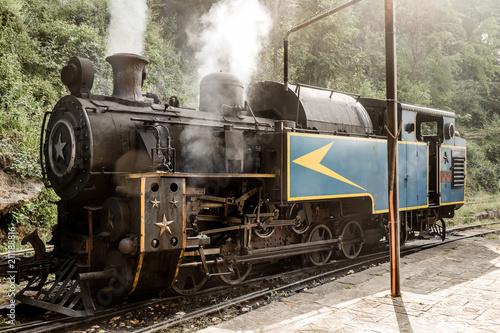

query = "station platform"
(199, 236), (500, 332)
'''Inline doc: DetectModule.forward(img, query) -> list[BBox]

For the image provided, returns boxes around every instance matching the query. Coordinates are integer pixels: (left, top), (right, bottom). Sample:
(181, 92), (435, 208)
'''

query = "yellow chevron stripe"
(293, 142), (366, 191)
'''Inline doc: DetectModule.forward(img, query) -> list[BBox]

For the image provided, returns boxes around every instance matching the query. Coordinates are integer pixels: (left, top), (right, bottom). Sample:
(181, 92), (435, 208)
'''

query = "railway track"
(1, 221), (499, 333)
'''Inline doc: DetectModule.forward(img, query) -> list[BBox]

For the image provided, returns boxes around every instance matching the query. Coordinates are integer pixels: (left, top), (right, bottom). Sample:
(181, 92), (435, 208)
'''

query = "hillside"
(0, 171), (42, 216)
(1, 0), (499, 235)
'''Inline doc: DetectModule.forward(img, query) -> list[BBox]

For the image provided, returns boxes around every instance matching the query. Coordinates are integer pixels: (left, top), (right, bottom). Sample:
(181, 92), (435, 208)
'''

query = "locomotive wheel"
(254, 225), (274, 238)
(400, 220), (409, 246)
(217, 261), (252, 285)
(253, 203), (276, 238)
(172, 266), (208, 295)
(382, 217), (408, 246)
(287, 203), (309, 234)
(304, 223), (333, 266)
(339, 220), (364, 259)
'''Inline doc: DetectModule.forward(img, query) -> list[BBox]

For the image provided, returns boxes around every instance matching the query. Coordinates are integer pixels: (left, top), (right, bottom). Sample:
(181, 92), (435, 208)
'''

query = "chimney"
(106, 53), (149, 101)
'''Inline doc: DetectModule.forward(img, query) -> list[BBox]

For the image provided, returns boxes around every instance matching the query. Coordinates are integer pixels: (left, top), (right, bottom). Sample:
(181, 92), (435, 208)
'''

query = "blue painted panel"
(401, 110), (416, 142)
(402, 143), (428, 209)
(440, 146), (466, 205)
(398, 144), (408, 207)
(287, 134), (387, 210)
(287, 133), (429, 213)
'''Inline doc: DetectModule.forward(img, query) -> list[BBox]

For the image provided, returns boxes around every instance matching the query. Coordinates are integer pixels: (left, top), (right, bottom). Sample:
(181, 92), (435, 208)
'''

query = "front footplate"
(16, 258), (96, 317)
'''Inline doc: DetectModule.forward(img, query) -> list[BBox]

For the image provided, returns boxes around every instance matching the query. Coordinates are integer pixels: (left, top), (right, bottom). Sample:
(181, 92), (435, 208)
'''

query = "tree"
(0, 0), (108, 177)
(451, 0), (500, 127)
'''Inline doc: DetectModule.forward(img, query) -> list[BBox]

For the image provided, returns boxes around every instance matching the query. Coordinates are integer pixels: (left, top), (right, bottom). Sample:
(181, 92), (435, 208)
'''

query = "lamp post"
(385, 0), (401, 297)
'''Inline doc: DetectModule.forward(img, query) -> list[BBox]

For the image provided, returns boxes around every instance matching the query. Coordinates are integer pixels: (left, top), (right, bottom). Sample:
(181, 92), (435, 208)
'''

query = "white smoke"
(193, 0), (272, 87)
(106, 0), (148, 56)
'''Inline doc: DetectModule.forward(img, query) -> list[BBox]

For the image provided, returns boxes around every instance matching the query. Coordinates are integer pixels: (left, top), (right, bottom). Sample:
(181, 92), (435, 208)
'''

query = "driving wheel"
(172, 265), (208, 295)
(304, 223), (333, 266)
(339, 220), (364, 259)
(217, 261), (252, 285)
(253, 203), (276, 238)
(287, 203), (309, 234)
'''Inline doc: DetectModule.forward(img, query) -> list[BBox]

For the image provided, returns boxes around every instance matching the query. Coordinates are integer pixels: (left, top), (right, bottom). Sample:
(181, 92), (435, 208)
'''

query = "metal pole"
(385, 0), (401, 297)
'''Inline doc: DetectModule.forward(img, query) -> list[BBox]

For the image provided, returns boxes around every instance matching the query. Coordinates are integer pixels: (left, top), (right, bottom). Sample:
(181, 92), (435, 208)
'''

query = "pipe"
(79, 267), (117, 281)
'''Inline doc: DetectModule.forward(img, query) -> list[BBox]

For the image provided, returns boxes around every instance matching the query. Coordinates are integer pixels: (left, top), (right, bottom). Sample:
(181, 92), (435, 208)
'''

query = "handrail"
(294, 83), (361, 99)
(39, 111), (52, 188)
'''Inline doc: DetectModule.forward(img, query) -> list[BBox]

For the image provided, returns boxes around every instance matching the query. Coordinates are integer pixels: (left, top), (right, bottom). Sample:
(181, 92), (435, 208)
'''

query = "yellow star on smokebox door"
(155, 214), (174, 237)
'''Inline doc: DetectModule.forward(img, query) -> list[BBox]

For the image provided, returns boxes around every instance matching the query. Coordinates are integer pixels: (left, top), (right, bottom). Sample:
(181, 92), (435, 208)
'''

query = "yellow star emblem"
(151, 198), (160, 208)
(155, 214), (174, 236)
(169, 198), (179, 208)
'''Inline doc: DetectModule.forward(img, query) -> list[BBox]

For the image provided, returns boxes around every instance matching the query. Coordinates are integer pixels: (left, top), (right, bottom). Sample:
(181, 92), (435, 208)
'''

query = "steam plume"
(193, 0), (272, 87)
(106, 0), (148, 56)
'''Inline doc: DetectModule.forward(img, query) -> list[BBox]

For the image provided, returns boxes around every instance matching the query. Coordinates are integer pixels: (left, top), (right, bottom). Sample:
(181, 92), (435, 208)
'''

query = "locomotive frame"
(2, 51), (465, 317)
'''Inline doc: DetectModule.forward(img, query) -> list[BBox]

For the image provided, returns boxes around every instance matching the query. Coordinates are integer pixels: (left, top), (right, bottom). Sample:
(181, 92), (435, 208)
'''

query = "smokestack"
(106, 53), (149, 101)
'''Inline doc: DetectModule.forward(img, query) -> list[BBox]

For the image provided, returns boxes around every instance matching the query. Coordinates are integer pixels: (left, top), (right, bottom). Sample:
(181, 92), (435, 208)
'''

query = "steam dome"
(199, 72), (244, 113)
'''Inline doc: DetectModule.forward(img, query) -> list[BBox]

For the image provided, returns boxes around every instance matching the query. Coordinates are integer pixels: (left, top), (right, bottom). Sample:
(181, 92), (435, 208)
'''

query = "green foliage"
(0, 0), (499, 246)
(265, 0), (500, 115)
(286, 1), (367, 91)
(481, 116), (500, 165)
(143, 2), (198, 107)
(397, 79), (432, 106)
(0, 0), (108, 179)
(463, 117), (500, 194)
(0, 188), (58, 251)
(3, 188), (58, 230)
(461, 119), (500, 194)
(466, 142), (500, 193)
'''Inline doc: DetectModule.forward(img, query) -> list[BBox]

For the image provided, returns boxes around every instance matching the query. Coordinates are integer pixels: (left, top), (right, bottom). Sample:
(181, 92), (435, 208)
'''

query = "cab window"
(416, 114), (443, 142)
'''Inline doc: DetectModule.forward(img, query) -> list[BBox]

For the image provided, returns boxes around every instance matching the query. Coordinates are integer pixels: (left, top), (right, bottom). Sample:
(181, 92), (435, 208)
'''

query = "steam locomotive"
(3, 53), (465, 317)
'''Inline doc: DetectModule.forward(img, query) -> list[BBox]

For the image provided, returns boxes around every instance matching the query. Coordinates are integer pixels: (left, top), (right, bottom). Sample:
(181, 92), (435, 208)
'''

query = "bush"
(466, 141), (500, 193)
(0, 0), (108, 179)
(0, 188), (59, 251)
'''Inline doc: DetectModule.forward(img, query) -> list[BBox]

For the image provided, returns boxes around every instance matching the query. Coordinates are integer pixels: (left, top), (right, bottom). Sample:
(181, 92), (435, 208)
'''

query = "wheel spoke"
(340, 220), (364, 259)
(253, 203), (276, 238)
(172, 266), (208, 295)
(289, 204), (310, 234)
(218, 262), (252, 285)
(305, 224), (333, 266)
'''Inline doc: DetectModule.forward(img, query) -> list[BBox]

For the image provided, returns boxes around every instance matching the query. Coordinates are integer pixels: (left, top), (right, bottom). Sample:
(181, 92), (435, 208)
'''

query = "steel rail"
(2, 223), (498, 333)
(131, 226), (500, 333)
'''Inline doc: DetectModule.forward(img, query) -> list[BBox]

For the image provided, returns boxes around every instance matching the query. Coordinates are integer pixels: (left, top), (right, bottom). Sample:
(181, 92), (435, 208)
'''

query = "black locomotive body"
(6, 53), (465, 316)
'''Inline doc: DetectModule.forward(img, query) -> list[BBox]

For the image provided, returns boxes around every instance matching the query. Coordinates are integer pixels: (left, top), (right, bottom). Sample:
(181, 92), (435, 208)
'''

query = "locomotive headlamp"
(445, 123), (455, 140)
(61, 56), (94, 96)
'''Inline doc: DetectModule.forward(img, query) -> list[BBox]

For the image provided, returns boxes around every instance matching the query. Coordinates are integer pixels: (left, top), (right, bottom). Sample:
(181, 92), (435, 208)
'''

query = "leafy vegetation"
(0, 188), (59, 252)
(0, 0), (499, 234)
(466, 116), (500, 193)
(452, 192), (500, 227)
